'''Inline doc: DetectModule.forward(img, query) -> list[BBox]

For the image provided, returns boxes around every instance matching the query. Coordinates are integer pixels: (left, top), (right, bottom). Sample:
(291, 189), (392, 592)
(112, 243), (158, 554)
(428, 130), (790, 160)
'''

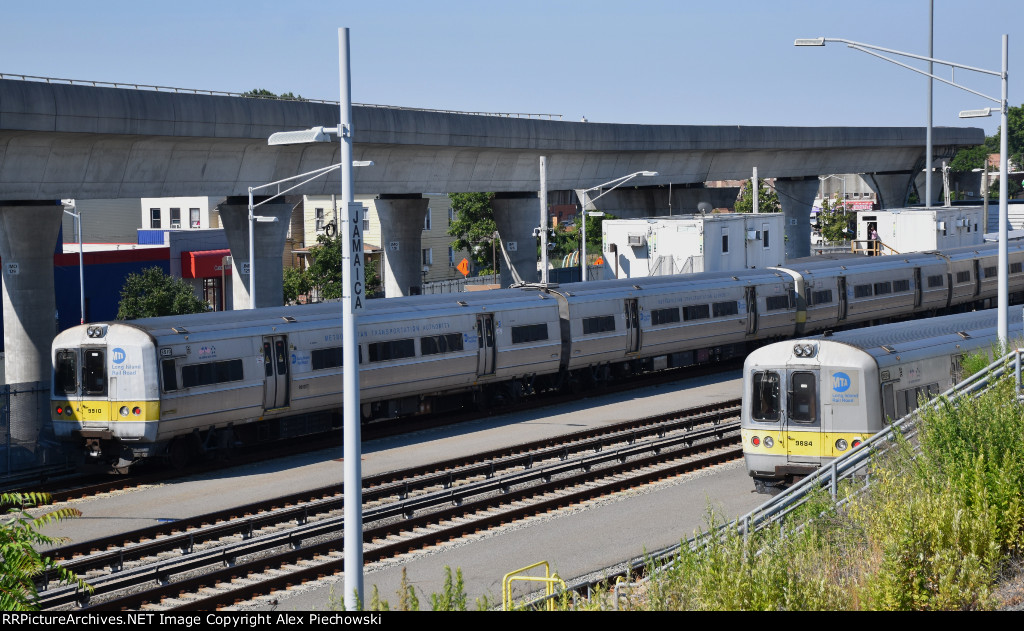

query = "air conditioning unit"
(627, 233), (646, 247)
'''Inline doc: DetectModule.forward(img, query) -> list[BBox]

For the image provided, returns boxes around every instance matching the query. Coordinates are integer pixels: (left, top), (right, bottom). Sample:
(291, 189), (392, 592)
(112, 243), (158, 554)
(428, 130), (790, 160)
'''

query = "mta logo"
(112, 348), (126, 364)
(832, 372), (851, 392)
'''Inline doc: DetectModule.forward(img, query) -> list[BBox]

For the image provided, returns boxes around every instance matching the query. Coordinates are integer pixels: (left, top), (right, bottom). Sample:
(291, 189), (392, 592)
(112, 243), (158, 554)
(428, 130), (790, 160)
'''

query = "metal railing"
(421, 275), (501, 294)
(0, 72), (563, 120)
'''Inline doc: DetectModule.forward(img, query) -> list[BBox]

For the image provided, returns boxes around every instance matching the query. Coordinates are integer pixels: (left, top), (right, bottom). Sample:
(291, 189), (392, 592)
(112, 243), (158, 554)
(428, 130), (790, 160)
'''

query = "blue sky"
(3, 0), (1019, 134)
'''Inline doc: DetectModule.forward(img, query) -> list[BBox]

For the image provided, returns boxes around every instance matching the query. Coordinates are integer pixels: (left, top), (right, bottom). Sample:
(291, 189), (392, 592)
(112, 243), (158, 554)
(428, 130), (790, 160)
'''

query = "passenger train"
(742, 308), (1024, 492)
(51, 239), (1024, 470)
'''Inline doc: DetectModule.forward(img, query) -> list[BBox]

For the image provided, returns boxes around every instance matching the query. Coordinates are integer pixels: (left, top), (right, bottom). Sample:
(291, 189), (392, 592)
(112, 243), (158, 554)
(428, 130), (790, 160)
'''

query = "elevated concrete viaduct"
(0, 78), (984, 408)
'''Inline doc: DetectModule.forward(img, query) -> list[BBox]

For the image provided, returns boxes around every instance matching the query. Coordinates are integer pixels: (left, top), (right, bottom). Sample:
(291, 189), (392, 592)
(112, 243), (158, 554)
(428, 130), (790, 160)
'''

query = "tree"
(448, 193), (498, 274)
(117, 267), (209, 320)
(241, 88), (306, 101)
(288, 233), (381, 303)
(817, 194), (853, 243)
(734, 179), (781, 214)
(1, 492), (92, 610)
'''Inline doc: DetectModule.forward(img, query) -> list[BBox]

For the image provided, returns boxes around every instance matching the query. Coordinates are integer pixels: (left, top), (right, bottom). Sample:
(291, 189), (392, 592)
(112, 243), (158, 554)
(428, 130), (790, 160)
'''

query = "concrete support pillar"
(217, 197), (292, 309)
(493, 193), (540, 287)
(774, 178), (820, 260)
(0, 202), (64, 387)
(866, 173), (913, 209)
(375, 195), (429, 298)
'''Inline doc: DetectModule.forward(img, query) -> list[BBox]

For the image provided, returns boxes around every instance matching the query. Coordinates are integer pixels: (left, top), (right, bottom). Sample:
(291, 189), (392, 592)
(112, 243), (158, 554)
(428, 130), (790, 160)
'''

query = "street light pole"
(578, 171), (658, 282)
(61, 200), (84, 324)
(796, 32), (1011, 345)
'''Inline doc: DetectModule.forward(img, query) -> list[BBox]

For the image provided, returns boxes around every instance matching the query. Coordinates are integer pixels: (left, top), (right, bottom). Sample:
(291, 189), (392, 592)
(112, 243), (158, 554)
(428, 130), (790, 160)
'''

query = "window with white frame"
(422, 248), (433, 265)
(448, 247), (455, 267)
(423, 210), (432, 231)
(150, 208), (161, 229)
(315, 208), (325, 232)
(170, 208), (181, 229)
(190, 208), (200, 228)
(362, 207), (369, 231)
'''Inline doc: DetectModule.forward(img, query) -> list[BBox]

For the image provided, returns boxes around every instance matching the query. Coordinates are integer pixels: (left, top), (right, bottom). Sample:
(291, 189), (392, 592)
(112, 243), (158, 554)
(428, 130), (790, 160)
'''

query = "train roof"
(805, 308), (1024, 357)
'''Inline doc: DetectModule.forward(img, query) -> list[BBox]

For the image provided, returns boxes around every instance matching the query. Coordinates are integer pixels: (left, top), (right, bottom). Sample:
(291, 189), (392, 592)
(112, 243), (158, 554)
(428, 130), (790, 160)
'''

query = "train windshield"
(54, 349), (78, 395)
(789, 371), (818, 424)
(751, 371), (781, 421)
(83, 349), (107, 396)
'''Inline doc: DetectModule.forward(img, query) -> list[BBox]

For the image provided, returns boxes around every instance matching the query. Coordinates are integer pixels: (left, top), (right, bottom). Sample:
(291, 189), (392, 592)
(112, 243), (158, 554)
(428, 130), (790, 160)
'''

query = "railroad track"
(38, 398), (742, 611)
(17, 360), (743, 504)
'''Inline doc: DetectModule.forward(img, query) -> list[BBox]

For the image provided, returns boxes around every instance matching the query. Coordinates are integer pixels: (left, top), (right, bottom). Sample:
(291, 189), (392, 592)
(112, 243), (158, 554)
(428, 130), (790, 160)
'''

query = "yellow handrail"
(502, 561), (567, 611)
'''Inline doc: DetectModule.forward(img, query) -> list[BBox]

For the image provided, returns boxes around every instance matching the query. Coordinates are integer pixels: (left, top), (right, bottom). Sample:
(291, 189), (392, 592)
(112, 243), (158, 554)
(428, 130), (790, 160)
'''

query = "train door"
(476, 314), (496, 376)
(837, 277), (848, 322)
(744, 287), (758, 334)
(784, 370), (822, 464)
(262, 335), (290, 410)
(913, 268), (923, 308)
(624, 299), (640, 354)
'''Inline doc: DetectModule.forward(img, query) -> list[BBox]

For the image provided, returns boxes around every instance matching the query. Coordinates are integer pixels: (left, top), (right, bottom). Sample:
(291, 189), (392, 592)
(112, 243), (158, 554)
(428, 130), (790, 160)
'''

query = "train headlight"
(793, 343), (818, 358)
(119, 406), (129, 417)
(86, 325), (107, 338)
(763, 436), (774, 448)
(835, 438), (848, 451)
(66, 407), (73, 416)
(750, 436), (761, 447)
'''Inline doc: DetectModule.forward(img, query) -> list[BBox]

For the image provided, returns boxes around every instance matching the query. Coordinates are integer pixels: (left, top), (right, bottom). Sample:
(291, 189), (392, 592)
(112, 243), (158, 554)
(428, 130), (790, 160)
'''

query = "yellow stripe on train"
(52, 400), (160, 423)
(741, 428), (869, 458)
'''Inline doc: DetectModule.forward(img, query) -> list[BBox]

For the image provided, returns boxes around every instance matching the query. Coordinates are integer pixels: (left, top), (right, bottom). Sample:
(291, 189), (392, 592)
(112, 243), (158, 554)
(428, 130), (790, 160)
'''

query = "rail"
(851, 238), (898, 256)
(522, 347), (1024, 610)
(0, 72), (563, 120)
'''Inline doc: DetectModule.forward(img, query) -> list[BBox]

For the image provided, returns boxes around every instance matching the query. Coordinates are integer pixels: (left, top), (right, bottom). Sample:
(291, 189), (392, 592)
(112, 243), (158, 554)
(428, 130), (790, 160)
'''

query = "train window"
(854, 285), (872, 298)
(368, 339), (416, 362)
(873, 281), (892, 296)
(651, 308), (680, 325)
(1011, 262), (1023, 274)
(263, 342), (274, 377)
(582, 315), (616, 334)
(421, 333), (465, 355)
(511, 324), (549, 344)
(882, 383), (896, 421)
(83, 349), (107, 396)
(312, 346), (344, 370)
(789, 372), (817, 424)
(811, 290), (833, 305)
(161, 359), (178, 392)
(893, 279), (910, 292)
(682, 304), (710, 321)
(765, 295), (790, 311)
(927, 275), (944, 288)
(712, 301), (738, 317)
(55, 350), (78, 395)
(956, 270), (971, 283)
(181, 359), (244, 388)
(751, 371), (781, 422)
(984, 266), (997, 278)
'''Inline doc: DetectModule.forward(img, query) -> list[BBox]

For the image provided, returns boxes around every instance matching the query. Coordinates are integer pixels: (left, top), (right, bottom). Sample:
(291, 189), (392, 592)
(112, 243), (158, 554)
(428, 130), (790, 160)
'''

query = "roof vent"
(282, 316), (296, 323)
(172, 327), (189, 334)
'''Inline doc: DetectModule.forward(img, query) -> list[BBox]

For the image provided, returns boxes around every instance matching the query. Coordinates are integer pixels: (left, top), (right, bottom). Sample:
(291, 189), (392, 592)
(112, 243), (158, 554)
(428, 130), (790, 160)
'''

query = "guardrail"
(0, 72), (563, 120)
(520, 347), (1024, 610)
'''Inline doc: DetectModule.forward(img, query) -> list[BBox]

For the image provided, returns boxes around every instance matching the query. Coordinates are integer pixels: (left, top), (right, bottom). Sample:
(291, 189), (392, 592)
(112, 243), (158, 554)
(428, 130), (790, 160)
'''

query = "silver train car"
(742, 308), (1024, 492)
(51, 239), (1024, 469)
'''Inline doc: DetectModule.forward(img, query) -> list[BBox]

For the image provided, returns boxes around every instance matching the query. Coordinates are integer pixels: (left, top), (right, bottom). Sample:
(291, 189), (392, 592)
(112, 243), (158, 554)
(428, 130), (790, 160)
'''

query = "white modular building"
(856, 207), (985, 254)
(600, 214), (786, 279)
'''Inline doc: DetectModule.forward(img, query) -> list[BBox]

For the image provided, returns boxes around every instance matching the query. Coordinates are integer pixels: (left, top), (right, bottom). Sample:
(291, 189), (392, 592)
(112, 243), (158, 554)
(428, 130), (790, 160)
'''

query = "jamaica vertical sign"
(347, 202), (366, 312)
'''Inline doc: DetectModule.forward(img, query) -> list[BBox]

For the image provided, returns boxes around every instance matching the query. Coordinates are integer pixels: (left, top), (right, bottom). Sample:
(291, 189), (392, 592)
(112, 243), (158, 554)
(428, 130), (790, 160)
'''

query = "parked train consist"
(742, 308), (1024, 492)
(52, 240), (1024, 469)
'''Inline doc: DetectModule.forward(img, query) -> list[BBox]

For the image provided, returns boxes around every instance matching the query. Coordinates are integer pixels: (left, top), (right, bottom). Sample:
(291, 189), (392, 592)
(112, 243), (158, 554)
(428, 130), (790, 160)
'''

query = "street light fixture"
(578, 171), (658, 282)
(796, 33), (1012, 346)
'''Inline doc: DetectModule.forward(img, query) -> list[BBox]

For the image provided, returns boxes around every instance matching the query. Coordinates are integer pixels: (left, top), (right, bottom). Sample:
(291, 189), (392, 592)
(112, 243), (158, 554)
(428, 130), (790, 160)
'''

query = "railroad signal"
(457, 258), (470, 277)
